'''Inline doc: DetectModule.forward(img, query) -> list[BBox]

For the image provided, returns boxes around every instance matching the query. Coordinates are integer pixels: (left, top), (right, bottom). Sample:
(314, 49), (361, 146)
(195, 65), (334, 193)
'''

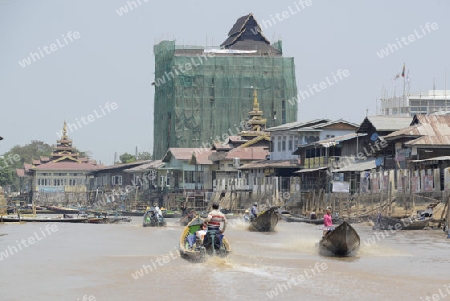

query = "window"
(228, 164), (233, 167)
(282, 140), (286, 151)
(112, 175), (122, 185)
(288, 139), (293, 151)
(197, 171), (203, 183)
(184, 171), (194, 183)
(277, 141), (281, 152)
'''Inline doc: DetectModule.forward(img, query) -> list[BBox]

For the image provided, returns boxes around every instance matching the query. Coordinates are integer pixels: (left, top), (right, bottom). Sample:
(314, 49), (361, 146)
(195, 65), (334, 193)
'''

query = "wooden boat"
(105, 216), (132, 223)
(46, 205), (80, 214)
(319, 221), (360, 256)
(143, 210), (166, 227)
(371, 214), (430, 230)
(87, 217), (107, 224)
(162, 210), (181, 218)
(179, 216), (231, 262)
(249, 206), (279, 232)
(179, 211), (197, 226)
(0, 215), (88, 223)
(118, 210), (146, 216)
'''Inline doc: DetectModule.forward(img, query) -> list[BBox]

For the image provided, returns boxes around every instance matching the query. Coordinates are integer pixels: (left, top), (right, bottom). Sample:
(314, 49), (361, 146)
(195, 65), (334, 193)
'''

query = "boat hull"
(249, 207), (279, 232)
(0, 216), (88, 223)
(319, 221), (360, 256)
(371, 215), (430, 230)
(179, 216), (230, 262)
(142, 211), (166, 227)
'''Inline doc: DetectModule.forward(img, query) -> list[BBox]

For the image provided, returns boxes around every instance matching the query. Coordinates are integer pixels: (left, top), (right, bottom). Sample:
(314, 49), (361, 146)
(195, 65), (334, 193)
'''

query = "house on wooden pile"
(87, 160), (152, 206)
(161, 148), (214, 192)
(375, 114), (450, 197)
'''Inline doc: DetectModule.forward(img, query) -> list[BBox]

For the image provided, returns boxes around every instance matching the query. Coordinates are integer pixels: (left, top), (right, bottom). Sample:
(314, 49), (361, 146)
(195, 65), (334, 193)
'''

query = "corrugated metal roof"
(357, 116), (412, 133)
(162, 148), (197, 162)
(332, 159), (375, 172)
(123, 160), (165, 172)
(33, 161), (100, 171)
(295, 133), (365, 151)
(265, 119), (330, 132)
(267, 119), (358, 132)
(384, 115), (450, 146)
(239, 160), (299, 169)
(295, 167), (328, 173)
(410, 156), (450, 162)
(224, 146), (268, 160)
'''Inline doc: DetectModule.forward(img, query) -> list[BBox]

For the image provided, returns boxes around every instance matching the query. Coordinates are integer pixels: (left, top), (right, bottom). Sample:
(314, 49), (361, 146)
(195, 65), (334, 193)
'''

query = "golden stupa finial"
(62, 121), (68, 139)
(253, 88), (259, 109)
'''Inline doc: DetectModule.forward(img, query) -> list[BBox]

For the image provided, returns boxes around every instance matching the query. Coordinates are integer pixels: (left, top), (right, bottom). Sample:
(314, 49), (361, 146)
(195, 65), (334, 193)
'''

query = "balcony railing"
(302, 156), (342, 169)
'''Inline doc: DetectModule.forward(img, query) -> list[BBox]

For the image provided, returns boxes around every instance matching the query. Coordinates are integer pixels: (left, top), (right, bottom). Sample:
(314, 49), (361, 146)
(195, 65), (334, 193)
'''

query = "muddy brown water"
(1, 217), (449, 301)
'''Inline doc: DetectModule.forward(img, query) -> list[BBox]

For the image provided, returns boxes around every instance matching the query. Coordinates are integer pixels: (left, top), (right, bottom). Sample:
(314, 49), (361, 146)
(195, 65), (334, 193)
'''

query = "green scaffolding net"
(153, 40), (298, 159)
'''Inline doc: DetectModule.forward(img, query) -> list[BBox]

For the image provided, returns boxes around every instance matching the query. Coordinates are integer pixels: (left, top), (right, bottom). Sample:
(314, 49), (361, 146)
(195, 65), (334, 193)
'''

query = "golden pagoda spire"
(62, 121), (68, 139)
(253, 88), (259, 110)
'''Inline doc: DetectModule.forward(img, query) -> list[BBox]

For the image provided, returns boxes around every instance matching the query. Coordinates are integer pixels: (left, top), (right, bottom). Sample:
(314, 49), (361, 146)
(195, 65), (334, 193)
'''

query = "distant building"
(17, 122), (101, 204)
(380, 90), (450, 116)
(152, 13), (298, 159)
(267, 119), (359, 161)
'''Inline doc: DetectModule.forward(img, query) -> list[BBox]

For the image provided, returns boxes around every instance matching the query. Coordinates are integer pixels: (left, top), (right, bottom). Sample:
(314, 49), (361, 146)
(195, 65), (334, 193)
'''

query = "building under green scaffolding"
(153, 13), (298, 159)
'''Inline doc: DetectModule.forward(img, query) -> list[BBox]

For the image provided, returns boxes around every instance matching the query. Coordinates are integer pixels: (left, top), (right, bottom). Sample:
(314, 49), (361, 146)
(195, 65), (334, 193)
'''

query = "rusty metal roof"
(384, 115), (450, 146)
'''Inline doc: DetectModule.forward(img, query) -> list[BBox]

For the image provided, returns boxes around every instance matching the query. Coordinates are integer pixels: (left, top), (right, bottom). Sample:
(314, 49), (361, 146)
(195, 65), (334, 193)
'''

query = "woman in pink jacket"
(323, 207), (333, 237)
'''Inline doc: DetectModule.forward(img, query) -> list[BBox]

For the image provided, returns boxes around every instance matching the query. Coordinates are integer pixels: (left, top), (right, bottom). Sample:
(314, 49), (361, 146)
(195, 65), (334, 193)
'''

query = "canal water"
(1, 217), (450, 301)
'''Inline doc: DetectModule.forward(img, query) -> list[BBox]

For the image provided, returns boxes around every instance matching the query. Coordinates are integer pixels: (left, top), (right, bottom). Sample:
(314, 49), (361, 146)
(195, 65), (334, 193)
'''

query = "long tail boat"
(319, 221), (360, 256)
(179, 216), (230, 262)
(249, 206), (279, 232)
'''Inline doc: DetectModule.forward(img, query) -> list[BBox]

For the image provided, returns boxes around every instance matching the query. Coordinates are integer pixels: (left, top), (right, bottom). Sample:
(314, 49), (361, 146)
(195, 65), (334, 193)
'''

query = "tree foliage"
(0, 157), (13, 187)
(118, 151), (153, 164)
(5, 140), (53, 169)
(119, 153), (136, 164)
(137, 151), (152, 160)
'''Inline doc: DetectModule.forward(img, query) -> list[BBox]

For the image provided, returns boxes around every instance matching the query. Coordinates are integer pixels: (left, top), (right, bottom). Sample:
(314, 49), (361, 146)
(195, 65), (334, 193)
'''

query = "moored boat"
(249, 206), (279, 232)
(162, 209), (181, 218)
(319, 221), (360, 256)
(118, 210), (146, 216)
(179, 210), (197, 226)
(179, 215), (231, 262)
(371, 214), (430, 230)
(46, 205), (80, 214)
(0, 215), (88, 223)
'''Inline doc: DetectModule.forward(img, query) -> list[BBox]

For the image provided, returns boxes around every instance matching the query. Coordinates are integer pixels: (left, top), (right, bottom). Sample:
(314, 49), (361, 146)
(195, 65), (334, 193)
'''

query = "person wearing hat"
(323, 207), (333, 237)
(250, 202), (258, 221)
(243, 209), (251, 223)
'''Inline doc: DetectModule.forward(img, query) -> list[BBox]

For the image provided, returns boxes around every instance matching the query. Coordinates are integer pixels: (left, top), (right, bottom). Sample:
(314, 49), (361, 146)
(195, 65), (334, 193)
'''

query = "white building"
(266, 119), (359, 161)
(380, 90), (450, 116)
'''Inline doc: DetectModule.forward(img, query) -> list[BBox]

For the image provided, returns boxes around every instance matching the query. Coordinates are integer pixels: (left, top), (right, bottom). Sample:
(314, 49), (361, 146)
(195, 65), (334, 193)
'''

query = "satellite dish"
(370, 132), (379, 141)
(375, 158), (383, 167)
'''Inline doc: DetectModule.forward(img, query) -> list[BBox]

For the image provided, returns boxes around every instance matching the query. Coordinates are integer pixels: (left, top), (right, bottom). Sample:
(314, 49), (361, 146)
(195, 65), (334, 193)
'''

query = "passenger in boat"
(420, 206), (433, 218)
(154, 203), (163, 217)
(250, 202), (258, 221)
(310, 209), (317, 220)
(196, 222), (208, 241)
(187, 223), (207, 250)
(243, 209), (251, 222)
(323, 207), (333, 237)
(204, 202), (227, 250)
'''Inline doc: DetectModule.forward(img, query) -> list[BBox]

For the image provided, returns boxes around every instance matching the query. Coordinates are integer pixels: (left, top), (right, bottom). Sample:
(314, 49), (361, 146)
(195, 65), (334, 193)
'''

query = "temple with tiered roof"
(16, 122), (101, 203)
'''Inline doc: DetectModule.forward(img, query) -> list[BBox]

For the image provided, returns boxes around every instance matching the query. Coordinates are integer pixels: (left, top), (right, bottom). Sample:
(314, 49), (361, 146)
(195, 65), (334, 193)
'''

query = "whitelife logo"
(18, 31), (81, 68)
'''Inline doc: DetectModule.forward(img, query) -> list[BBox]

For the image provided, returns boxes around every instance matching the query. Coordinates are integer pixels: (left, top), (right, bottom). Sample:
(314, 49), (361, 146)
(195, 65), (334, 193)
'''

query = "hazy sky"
(1, 0), (449, 165)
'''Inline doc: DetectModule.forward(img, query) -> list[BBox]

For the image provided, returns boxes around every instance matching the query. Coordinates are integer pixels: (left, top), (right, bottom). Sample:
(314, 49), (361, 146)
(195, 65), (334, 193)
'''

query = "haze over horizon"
(1, 0), (449, 165)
